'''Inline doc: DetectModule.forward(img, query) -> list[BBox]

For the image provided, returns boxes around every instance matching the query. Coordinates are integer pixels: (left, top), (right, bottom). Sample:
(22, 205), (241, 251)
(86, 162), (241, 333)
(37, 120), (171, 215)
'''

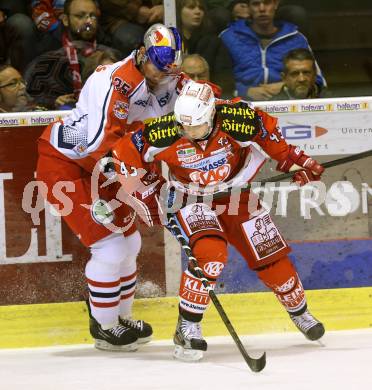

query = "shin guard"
(257, 256), (307, 314)
(178, 237), (227, 318)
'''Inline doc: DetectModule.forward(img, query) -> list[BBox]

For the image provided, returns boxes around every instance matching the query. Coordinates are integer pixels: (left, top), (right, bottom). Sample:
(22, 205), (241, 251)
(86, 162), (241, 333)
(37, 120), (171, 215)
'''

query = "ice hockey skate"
(173, 315), (208, 362)
(86, 300), (138, 351)
(89, 317), (138, 352)
(290, 309), (325, 341)
(119, 317), (153, 343)
(89, 315), (139, 351)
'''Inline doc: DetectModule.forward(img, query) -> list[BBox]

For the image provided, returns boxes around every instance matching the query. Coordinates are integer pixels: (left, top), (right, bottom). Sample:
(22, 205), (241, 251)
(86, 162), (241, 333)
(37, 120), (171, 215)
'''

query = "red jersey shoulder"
(111, 59), (144, 97)
(216, 99), (260, 142)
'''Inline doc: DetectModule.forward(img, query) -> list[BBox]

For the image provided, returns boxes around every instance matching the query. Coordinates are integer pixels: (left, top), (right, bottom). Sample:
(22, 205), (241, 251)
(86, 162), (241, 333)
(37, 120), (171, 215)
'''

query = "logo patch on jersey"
(91, 199), (115, 225)
(177, 147), (196, 156)
(182, 204), (222, 234)
(157, 92), (170, 107)
(182, 155), (227, 171)
(210, 144), (232, 156)
(134, 98), (149, 107)
(178, 153), (204, 164)
(189, 164), (231, 186)
(203, 262), (225, 277)
(113, 77), (131, 95)
(131, 130), (144, 153)
(218, 102), (259, 141)
(242, 212), (286, 260)
(113, 100), (129, 119)
(145, 114), (180, 147)
(73, 143), (87, 155)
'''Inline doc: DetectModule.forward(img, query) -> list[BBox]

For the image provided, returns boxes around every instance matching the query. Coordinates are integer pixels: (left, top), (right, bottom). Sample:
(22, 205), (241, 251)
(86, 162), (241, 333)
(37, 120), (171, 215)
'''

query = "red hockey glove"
(277, 145), (324, 186)
(132, 170), (167, 226)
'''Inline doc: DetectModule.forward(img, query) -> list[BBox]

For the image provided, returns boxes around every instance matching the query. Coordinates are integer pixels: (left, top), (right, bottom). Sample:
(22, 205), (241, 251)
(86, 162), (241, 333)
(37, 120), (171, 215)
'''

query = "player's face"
(142, 61), (167, 90)
(180, 123), (210, 140)
(64, 0), (98, 41)
(283, 59), (316, 99)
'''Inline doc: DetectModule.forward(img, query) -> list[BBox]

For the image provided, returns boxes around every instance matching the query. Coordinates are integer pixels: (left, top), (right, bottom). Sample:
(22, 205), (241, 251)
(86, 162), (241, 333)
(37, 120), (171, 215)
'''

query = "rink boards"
(0, 98), (371, 347)
(0, 287), (371, 348)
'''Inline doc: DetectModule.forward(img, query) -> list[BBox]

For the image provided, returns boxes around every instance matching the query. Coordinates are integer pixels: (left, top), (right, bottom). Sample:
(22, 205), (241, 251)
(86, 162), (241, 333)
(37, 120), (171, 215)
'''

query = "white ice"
(1, 329), (371, 390)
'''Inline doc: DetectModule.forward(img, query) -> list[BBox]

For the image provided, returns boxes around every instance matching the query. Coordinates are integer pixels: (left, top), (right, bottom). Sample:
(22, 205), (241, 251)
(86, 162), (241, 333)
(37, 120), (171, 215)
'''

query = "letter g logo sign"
(281, 125), (311, 139)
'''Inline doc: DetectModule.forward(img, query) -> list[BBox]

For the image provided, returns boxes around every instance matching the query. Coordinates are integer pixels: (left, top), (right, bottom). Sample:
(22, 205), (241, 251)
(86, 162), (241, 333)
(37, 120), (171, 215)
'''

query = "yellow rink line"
(0, 287), (371, 349)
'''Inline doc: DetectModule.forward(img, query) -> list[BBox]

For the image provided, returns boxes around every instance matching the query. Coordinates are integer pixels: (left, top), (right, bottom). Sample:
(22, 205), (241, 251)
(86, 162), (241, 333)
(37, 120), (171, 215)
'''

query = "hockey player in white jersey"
(37, 23), (185, 351)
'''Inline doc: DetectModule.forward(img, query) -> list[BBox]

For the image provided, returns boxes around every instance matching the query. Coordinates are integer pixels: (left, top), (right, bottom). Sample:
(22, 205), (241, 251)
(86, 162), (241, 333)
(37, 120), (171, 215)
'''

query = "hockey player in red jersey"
(36, 23), (186, 351)
(112, 80), (326, 361)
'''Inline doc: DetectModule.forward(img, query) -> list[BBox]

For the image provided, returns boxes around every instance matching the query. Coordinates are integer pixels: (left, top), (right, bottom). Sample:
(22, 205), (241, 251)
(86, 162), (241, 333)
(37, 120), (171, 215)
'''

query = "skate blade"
(95, 339), (138, 352)
(138, 335), (152, 344)
(173, 345), (203, 362)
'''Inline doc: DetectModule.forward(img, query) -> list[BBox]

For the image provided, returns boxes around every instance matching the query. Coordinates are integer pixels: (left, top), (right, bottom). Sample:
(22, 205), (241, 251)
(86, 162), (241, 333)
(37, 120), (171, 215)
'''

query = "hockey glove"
(133, 170), (167, 226)
(277, 145), (324, 186)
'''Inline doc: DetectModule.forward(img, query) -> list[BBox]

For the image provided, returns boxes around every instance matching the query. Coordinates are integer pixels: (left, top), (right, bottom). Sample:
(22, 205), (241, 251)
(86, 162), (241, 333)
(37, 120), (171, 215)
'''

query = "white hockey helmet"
(174, 80), (215, 137)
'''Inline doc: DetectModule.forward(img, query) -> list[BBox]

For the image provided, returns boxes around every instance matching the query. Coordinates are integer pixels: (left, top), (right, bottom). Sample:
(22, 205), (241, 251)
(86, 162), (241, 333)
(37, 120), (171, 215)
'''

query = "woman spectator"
(176, 0), (233, 94)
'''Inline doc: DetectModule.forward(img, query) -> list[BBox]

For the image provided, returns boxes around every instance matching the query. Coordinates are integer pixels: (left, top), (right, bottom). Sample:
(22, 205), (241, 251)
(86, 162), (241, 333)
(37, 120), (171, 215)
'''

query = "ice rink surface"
(1, 328), (371, 390)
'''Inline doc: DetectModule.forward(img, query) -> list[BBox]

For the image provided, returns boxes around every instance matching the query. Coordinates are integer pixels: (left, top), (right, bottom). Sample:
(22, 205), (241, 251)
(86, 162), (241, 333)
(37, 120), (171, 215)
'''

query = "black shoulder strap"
(144, 113), (181, 147)
(216, 100), (260, 142)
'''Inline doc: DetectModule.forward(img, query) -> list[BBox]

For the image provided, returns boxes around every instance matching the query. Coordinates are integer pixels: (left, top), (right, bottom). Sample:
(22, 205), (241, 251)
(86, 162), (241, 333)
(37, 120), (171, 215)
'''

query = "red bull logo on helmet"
(154, 30), (170, 47)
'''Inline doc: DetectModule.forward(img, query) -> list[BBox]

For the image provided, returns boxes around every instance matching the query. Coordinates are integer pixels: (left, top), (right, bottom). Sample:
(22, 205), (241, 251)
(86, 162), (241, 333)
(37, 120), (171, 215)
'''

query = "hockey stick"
(166, 213), (266, 372)
(179, 148), (372, 203)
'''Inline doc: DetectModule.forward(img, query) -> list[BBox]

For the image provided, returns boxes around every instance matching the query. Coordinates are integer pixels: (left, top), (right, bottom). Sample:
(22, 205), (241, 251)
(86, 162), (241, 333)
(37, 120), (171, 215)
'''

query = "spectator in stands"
(229, 0), (250, 22)
(220, 0), (325, 101)
(0, 0), (33, 72)
(24, 0), (118, 109)
(2, 0), (111, 74)
(98, 0), (164, 58)
(54, 49), (119, 110)
(181, 53), (210, 81)
(271, 48), (331, 100)
(176, 0), (233, 94)
(0, 64), (46, 112)
(181, 53), (222, 97)
(0, 7), (9, 64)
(81, 48), (119, 83)
(205, 0), (307, 35)
(276, 0), (308, 35)
(2, 1), (64, 73)
(0, 0), (27, 15)
(204, 0), (231, 33)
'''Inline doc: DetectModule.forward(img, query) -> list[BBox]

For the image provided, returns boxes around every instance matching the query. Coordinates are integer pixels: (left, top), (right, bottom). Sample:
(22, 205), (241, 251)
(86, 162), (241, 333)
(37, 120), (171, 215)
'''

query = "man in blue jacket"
(220, 0), (326, 101)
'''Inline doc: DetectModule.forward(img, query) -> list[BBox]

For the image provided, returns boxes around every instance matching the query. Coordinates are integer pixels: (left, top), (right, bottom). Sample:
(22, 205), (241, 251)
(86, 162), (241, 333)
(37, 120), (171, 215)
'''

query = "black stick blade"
(248, 352), (266, 372)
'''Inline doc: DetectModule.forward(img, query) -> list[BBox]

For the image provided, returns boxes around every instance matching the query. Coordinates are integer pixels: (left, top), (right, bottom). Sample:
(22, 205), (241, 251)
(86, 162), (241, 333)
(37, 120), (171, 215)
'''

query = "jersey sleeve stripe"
(88, 83), (113, 148)
(128, 79), (145, 99)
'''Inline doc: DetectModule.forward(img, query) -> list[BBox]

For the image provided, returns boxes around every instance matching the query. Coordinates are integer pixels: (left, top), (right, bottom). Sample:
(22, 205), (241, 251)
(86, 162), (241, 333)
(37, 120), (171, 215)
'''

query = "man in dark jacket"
(271, 48), (331, 100)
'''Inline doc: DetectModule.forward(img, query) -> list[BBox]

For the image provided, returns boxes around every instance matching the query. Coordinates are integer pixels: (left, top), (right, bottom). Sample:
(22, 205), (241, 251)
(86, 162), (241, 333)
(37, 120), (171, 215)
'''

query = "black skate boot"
(173, 314), (207, 362)
(290, 309), (325, 341)
(119, 317), (153, 343)
(86, 300), (138, 351)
